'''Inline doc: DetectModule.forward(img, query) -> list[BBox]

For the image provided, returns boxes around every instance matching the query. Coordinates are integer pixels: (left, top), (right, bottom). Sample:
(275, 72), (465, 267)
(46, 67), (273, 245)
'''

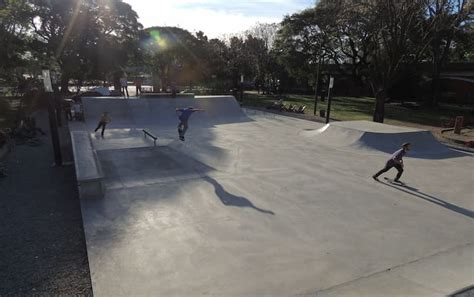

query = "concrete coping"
(71, 131), (104, 181)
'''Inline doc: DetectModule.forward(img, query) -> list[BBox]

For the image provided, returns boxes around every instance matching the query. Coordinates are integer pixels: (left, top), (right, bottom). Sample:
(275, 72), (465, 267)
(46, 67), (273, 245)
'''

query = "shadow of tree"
(204, 176), (275, 215)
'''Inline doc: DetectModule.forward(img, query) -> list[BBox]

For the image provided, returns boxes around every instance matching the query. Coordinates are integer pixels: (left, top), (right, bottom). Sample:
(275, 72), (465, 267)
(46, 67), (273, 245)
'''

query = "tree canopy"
(1, 0), (473, 121)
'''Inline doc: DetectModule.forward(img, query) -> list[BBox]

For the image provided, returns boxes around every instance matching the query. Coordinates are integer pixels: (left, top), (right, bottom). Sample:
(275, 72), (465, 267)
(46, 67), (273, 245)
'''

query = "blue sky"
(123, 0), (315, 38)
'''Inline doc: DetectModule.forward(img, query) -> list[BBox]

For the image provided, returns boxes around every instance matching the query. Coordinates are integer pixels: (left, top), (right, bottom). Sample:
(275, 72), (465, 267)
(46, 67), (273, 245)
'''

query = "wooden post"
(454, 116), (464, 135)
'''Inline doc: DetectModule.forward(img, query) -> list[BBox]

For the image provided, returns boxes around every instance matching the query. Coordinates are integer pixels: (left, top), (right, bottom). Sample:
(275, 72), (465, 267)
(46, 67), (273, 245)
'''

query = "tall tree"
(0, 0), (32, 82)
(140, 26), (208, 90)
(426, 0), (472, 105)
(244, 22), (280, 50)
(361, 0), (436, 122)
(327, 0), (438, 122)
(274, 8), (327, 88)
(28, 0), (142, 92)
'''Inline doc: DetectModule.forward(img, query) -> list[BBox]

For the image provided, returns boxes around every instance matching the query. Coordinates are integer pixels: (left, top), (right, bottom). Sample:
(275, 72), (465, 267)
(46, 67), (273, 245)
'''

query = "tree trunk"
(113, 71), (121, 93)
(431, 70), (441, 106)
(60, 75), (70, 94)
(373, 89), (386, 123)
(430, 41), (441, 106)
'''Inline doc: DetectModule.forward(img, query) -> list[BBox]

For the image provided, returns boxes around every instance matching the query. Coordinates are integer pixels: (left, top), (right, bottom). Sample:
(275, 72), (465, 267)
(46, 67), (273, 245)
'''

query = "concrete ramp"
(305, 121), (465, 159)
(81, 95), (249, 129)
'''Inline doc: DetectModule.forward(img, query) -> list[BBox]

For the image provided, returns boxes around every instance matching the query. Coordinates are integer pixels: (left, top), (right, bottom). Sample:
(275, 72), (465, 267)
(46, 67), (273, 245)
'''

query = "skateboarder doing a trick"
(373, 142), (411, 183)
(176, 107), (204, 141)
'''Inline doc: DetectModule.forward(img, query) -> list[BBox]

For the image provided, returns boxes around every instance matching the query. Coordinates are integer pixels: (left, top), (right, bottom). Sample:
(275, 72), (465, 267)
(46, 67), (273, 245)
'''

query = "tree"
(140, 26), (209, 90)
(244, 22), (280, 50)
(450, 20), (474, 61)
(274, 8), (325, 88)
(28, 0), (142, 92)
(0, 0), (32, 83)
(323, 0), (438, 122)
(425, 0), (473, 105)
(361, 0), (437, 122)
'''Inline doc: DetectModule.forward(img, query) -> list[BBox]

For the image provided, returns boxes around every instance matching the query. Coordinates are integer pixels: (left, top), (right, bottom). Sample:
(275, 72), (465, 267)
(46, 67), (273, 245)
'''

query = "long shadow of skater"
(204, 176), (275, 215)
(381, 182), (473, 219)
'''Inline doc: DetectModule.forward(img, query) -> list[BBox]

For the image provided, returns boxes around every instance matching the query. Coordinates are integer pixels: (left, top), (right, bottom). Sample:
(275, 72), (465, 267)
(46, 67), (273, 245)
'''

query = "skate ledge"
(71, 131), (105, 199)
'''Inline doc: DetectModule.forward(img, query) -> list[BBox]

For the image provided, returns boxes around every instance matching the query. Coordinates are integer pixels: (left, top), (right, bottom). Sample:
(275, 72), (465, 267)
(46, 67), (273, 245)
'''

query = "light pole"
(325, 75), (334, 124)
(43, 70), (62, 166)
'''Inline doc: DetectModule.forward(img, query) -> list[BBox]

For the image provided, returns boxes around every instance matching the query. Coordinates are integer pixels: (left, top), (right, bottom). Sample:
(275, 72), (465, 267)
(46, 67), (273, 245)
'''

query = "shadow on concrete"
(449, 284), (474, 297)
(358, 132), (469, 160)
(204, 176), (275, 215)
(380, 181), (473, 219)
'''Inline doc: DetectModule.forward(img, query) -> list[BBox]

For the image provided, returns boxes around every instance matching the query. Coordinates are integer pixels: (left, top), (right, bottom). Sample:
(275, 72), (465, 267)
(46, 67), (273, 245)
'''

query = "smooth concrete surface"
(304, 121), (462, 158)
(71, 131), (103, 181)
(70, 98), (473, 296)
(71, 131), (105, 199)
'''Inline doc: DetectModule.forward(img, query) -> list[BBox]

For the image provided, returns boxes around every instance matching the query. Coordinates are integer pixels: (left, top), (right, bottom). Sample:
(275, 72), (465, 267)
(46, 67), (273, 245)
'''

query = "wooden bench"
(71, 131), (105, 199)
(142, 129), (157, 146)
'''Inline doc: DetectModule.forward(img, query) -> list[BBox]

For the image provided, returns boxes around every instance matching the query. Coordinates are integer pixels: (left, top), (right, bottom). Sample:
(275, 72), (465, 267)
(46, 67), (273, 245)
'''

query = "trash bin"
(319, 109), (326, 117)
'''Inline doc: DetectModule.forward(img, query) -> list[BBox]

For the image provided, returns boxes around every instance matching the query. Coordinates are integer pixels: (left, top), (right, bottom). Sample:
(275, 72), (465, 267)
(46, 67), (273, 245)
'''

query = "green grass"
(242, 92), (474, 128)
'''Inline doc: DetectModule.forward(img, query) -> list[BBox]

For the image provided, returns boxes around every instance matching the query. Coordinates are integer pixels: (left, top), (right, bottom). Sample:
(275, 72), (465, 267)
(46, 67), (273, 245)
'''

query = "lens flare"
(149, 30), (168, 49)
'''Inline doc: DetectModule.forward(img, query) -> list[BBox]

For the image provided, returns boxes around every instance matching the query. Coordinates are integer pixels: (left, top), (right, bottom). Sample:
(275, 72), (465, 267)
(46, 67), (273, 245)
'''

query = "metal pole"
(47, 93), (62, 166)
(326, 76), (333, 124)
(54, 91), (62, 127)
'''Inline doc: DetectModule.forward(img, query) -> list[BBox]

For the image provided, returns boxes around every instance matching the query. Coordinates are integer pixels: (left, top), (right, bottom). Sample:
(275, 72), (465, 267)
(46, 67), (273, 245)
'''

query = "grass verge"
(241, 92), (474, 128)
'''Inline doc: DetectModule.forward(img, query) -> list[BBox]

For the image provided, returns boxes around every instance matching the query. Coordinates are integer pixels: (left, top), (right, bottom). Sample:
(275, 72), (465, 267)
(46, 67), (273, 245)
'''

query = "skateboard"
(178, 127), (185, 141)
(384, 177), (406, 186)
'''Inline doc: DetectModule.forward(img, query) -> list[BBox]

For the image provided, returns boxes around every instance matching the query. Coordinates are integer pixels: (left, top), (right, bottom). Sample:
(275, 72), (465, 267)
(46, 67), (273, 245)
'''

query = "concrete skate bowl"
(97, 145), (216, 191)
(80, 95), (251, 129)
(78, 95), (246, 173)
(304, 121), (469, 160)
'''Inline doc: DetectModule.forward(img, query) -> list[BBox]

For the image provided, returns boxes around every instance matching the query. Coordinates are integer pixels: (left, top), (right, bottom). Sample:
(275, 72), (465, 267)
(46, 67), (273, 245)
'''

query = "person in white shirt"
(120, 76), (129, 97)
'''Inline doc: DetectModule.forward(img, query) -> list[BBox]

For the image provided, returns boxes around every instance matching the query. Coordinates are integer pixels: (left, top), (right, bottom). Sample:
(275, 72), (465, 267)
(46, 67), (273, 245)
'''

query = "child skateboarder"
(94, 112), (111, 137)
(373, 142), (411, 183)
(175, 107), (204, 141)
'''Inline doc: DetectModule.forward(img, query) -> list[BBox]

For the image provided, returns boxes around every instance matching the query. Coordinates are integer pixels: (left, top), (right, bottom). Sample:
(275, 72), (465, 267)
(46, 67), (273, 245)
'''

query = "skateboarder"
(176, 107), (204, 141)
(372, 142), (411, 182)
(94, 112), (111, 137)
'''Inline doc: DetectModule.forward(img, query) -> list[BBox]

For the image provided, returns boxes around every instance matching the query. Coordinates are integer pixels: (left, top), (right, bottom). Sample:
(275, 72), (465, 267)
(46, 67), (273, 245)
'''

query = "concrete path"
(71, 98), (473, 296)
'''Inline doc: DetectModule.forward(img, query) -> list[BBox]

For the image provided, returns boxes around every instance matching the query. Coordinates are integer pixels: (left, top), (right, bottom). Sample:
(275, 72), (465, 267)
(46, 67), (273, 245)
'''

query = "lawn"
(241, 92), (474, 128)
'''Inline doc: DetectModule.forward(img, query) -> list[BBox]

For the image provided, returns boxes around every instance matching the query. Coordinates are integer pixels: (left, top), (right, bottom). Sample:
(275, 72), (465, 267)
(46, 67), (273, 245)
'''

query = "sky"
(122, 0), (315, 38)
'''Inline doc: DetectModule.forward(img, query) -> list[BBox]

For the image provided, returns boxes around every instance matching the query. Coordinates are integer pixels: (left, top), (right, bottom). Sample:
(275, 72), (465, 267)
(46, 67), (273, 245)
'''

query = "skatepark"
(69, 95), (473, 296)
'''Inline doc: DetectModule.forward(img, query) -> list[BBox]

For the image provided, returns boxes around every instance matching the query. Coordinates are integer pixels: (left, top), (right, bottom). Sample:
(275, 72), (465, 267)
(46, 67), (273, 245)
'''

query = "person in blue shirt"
(373, 142), (411, 182)
(176, 107), (204, 141)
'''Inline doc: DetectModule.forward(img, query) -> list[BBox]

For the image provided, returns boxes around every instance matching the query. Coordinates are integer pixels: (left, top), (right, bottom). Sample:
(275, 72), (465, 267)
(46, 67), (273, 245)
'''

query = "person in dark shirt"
(135, 77), (142, 95)
(176, 107), (204, 141)
(373, 143), (411, 182)
(94, 112), (111, 137)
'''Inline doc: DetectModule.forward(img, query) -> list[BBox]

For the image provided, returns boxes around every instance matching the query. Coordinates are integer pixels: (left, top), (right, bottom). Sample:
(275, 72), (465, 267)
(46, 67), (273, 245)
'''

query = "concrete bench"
(71, 131), (105, 199)
(142, 129), (157, 146)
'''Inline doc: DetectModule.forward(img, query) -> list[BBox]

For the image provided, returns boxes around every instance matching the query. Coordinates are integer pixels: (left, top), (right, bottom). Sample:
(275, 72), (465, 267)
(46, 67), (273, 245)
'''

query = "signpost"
(43, 70), (62, 166)
(325, 76), (334, 124)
